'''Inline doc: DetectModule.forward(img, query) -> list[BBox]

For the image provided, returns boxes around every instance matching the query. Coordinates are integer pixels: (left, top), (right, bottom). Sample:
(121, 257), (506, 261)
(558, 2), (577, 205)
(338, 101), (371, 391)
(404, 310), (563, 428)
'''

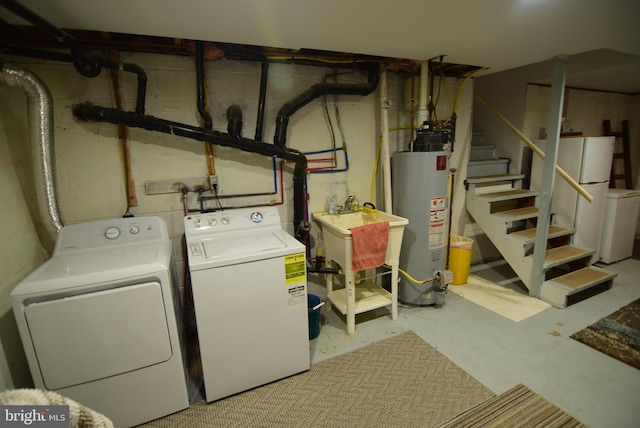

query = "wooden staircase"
(465, 143), (617, 308)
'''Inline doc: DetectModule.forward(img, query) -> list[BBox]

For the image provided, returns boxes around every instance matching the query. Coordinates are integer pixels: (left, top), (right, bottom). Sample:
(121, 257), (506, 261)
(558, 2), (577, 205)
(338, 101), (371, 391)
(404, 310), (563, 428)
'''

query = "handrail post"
(529, 55), (567, 297)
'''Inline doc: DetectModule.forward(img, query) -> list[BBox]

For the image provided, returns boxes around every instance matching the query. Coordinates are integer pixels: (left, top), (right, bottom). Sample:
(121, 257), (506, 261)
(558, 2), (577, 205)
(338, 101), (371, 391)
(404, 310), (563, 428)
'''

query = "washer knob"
(194, 218), (201, 228)
(105, 227), (121, 240)
(208, 218), (217, 226)
(129, 226), (140, 234)
(251, 211), (263, 223)
(221, 217), (230, 225)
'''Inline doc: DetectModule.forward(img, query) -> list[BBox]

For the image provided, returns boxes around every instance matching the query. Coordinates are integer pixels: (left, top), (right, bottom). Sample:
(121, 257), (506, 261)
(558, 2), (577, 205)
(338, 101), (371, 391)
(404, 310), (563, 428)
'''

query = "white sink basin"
(312, 211), (408, 267)
(312, 210), (409, 334)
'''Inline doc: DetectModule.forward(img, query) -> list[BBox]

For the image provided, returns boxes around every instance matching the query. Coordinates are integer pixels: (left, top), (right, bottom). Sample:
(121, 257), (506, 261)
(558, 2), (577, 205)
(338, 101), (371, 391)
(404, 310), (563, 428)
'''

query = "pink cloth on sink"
(349, 221), (390, 271)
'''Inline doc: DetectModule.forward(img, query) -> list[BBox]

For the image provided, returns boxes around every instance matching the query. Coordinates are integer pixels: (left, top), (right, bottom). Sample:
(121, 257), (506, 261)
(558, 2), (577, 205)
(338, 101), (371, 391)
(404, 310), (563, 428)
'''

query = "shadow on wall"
(0, 310), (33, 388)
(471, 232), (503, 265)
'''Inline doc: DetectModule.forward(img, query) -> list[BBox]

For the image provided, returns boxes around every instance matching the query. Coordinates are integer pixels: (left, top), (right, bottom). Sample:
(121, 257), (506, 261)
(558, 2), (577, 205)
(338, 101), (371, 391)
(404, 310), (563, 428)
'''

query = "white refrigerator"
(599, 189), (640, 263)
(531, 136), (615, 262)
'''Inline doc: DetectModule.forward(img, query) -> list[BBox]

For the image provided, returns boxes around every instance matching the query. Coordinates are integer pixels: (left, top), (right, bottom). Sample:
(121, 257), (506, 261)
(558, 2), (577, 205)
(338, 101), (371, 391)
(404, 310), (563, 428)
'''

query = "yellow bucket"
(449, 235), (474, 285)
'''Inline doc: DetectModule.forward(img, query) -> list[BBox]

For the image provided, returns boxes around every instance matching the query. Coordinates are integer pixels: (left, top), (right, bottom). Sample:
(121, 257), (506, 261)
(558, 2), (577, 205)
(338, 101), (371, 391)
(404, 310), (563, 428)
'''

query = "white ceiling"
(3, 0), (640, 93)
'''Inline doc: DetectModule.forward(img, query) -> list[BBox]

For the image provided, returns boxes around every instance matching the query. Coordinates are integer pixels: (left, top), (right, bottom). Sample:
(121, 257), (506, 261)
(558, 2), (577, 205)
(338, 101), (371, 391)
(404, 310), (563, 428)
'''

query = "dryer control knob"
(221, 217), (230, 225)
(105, 227), (121, 240)
(208, 218), (217, 226)
(129, 226), (140, 234)
(194, 219), (201, 228)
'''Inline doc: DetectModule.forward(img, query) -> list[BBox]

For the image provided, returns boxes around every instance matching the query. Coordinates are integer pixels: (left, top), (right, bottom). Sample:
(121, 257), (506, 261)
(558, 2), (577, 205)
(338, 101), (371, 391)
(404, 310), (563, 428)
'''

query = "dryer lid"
(11, 242), (172, 296)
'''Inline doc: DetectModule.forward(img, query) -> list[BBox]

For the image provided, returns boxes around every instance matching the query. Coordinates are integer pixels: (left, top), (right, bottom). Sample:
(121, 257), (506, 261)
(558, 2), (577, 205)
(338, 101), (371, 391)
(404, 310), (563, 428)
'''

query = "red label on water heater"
(436, 155), (447, 170)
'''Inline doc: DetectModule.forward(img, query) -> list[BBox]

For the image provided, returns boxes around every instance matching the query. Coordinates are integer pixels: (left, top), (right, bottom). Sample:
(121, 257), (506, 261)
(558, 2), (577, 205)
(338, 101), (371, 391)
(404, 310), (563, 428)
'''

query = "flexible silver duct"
(0, 63), (63, 234)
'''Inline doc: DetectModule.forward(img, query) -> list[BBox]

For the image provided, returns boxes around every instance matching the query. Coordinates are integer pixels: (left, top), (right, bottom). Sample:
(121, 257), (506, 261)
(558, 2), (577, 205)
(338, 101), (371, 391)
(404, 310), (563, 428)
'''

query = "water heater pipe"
(0, 63), (63, 236)
(416, 60), (430, 125)
(379, 68), (392, 212)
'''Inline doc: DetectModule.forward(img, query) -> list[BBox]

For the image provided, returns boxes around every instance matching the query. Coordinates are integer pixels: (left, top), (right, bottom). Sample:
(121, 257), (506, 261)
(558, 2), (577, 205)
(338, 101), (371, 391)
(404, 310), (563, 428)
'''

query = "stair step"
(467, 158), (510, 177)
(469, 145), (496, 160)
(466, 173), (525, 185)
(471, 132), (484, 146)
(508, 226), (575, 244)
(492, 206), (540, 222)
(476, 189), (539, 203)
(525, 245), (594, 269)
(468, 158), (509, 165)
(540, 266), (617, 308)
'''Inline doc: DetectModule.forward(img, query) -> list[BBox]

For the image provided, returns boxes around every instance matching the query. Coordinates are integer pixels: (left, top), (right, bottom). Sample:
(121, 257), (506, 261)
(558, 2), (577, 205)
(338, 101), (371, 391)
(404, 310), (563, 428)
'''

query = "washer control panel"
(185, 206), (281, 236)
(55, 216), (166, 252)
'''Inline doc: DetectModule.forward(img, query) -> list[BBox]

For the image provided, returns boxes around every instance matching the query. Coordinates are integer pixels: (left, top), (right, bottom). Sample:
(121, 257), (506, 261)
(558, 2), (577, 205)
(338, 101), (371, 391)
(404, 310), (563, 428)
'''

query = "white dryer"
(184, 207), (310, 402)
(11, 217), (189, 428)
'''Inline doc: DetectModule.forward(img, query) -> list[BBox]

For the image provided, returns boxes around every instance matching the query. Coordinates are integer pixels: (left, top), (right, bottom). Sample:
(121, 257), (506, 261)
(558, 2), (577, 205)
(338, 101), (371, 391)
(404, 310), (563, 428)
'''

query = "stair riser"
(540, 278), (615, 308)
(467, 161), (509, 177)
(469, 146), (496, 160)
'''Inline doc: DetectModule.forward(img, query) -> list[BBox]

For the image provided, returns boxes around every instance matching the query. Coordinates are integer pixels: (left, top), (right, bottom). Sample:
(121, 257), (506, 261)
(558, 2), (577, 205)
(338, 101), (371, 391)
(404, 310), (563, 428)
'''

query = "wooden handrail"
(475, 94), (593, 203)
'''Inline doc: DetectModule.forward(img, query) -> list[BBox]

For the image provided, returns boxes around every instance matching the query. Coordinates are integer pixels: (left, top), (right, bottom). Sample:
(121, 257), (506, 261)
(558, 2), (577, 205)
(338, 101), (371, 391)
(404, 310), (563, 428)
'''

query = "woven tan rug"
(438, 383), (587, 428)
(140, 330), (493, 427)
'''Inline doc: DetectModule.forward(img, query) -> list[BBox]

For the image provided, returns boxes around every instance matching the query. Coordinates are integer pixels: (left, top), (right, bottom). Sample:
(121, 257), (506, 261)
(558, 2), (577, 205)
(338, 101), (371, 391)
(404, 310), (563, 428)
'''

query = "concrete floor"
(307, 257), (640, 428)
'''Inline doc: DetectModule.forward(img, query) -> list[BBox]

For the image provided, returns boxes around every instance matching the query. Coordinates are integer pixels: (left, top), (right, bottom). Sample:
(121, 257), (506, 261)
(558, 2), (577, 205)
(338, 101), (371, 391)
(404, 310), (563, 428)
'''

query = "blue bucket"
(307, 294), (322, 340)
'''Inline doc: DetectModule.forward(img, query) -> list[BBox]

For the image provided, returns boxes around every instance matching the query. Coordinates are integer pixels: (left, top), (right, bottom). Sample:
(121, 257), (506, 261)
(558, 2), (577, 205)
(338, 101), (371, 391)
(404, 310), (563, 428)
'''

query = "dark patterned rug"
(571, 298), (640, 369)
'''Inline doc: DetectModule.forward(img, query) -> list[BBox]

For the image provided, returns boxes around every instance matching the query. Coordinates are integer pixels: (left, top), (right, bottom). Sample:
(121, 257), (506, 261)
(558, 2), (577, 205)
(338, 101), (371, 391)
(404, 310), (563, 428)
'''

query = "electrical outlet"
(209, 174), (218, 190)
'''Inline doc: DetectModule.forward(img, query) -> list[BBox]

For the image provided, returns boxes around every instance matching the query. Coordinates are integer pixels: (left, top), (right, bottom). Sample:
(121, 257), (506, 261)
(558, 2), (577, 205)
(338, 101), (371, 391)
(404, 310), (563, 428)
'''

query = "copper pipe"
(107, 49), (138, 209)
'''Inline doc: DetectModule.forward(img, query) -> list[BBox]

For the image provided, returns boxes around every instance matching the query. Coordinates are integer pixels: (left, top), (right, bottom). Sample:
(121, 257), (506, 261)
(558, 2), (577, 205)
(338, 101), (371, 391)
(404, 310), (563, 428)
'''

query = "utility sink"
(312, 210), (409, 334)
(312, 211), (408, 266)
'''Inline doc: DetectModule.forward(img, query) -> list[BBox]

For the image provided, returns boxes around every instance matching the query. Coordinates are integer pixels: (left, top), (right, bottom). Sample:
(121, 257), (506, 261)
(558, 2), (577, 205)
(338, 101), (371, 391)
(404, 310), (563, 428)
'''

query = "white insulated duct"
(0, 63), (63, 235)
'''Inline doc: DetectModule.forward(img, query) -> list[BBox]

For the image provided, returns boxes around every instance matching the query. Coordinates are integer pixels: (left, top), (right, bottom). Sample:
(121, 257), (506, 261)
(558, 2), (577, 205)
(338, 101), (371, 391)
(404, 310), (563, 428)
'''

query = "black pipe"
(73, 103), (309, 240)
(449, 113), (457, 152)
(195, 41), (213, 130)
(216, 43), (269, 142)
(2, 47), (147, 114)
(255, 61), (269, 142)
(273, 63), (379, 148)
(0, 0), (101, 77)
(227, 105), (243, 139)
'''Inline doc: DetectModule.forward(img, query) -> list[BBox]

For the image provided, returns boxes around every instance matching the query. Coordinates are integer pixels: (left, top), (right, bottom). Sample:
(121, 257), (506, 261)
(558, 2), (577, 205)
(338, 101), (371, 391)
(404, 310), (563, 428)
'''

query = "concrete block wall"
(0, 52), (474, 388)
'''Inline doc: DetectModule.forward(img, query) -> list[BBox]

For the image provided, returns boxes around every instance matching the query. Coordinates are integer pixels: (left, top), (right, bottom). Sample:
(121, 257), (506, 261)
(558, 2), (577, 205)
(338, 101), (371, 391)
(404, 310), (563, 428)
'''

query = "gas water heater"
(392, 123), (452, 306)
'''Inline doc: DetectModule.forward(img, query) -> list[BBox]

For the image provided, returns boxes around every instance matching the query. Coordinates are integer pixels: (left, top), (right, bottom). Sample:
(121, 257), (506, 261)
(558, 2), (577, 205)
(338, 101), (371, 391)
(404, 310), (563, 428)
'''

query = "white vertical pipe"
(380, 67), (393, 212)
(416, 60), (429, 125)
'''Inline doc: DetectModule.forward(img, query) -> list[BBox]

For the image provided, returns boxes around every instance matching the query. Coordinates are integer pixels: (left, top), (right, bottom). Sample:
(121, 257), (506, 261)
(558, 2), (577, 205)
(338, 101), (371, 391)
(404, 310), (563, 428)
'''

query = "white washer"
(184, 207), (309, 402)
(11, 217), (189, 428)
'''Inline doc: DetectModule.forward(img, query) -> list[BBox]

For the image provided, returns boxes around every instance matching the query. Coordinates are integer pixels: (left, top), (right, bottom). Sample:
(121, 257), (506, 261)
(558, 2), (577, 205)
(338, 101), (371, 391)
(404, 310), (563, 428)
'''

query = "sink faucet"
(344, 195), (357, 213)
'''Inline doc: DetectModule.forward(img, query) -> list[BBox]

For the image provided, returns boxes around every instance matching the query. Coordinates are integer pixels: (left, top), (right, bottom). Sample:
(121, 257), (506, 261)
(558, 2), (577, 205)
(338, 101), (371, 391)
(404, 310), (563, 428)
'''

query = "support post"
(529, 56), (567, 297)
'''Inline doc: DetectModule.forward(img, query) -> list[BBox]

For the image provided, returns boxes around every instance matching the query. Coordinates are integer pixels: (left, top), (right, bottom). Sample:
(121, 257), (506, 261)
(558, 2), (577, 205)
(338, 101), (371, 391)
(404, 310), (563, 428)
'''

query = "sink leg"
(391, 265), (399, 321)
(346, 271), (356, 334)
(325, 272), (333, 311)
